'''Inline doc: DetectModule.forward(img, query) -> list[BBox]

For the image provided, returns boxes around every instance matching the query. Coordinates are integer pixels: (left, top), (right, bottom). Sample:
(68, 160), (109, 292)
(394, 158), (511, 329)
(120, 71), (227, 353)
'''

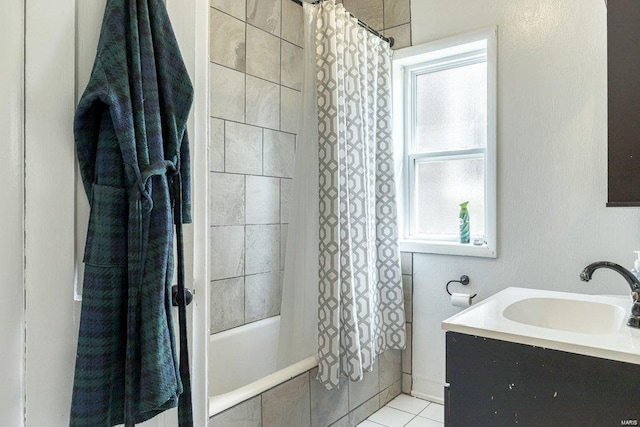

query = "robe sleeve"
(74, 62), (110, 201)
(180, 128), (192, 224)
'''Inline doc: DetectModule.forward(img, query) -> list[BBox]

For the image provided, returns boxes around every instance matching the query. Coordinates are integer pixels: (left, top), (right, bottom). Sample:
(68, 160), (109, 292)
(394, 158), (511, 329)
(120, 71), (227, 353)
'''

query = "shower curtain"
(278, 0), (405, 390)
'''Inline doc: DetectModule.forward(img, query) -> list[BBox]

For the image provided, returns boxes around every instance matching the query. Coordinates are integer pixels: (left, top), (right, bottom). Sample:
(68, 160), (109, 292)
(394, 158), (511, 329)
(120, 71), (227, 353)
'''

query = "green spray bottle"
(459, 201), (470, 244)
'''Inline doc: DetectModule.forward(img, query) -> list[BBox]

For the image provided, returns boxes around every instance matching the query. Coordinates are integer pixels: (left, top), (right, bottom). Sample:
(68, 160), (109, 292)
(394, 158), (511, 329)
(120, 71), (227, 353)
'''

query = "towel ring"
(446, 275), (477, 300)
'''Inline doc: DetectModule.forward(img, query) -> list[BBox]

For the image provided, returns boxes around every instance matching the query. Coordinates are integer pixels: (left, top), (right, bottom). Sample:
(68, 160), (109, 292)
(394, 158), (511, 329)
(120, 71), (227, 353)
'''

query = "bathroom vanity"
(443, 288), (640, 426)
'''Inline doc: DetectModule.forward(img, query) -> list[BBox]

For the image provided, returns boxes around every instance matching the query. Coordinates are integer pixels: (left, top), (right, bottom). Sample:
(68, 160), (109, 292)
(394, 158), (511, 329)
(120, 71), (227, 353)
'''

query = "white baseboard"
(411, 374), (445, 404)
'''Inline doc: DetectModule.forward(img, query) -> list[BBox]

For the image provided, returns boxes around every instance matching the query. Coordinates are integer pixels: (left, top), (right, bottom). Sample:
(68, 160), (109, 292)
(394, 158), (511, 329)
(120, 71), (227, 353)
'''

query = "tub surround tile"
(209, 395), (261, 427)
(310, 367), (349, 427)
(379, 381), (402, 407)
(280, 86), (301, 134)
(384, 0), (410, 29)
(384, 24), (411, 50)
(402, 373), (412, 395)
(349, 359), (379, 410)
(400, 252), (412, 275)
(210, 226), (245, 280)
(281, 0), (303, 47)
(402, 323), (412, 374)
(210, 8), (246, 72)
(246, 175), (280, 224)
(209, 118), (224, 172)
(210, 277), (245, 333)
(245, 271), (282, 322)
(281, 40), (303, 91)
(246, 76), (280, 130)
(210, 173), (245, 226)
(263, 372), (311, 427)
(379, 349), (402, 391)
(342, 0), (384, 31)
(245, 224), (280, 275)
(402, 275), (413, 323)
(246, 25), (281, 84)
(264, 130), (295, 178)
(349, 394), (380, 427)
(247, 0), (281, 36)
(280, 224), (288, 270)
(225, 121), (263, 175)
(210, 63), (245, 122)
(280, 178), (292, 223)
(210, 0), (246, 21)
(330, 416), (349, 427)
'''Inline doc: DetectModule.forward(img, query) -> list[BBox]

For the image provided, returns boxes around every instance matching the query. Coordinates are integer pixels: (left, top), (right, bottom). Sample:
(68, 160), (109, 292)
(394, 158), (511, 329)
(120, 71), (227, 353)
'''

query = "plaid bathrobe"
(71, 0), (193, 425)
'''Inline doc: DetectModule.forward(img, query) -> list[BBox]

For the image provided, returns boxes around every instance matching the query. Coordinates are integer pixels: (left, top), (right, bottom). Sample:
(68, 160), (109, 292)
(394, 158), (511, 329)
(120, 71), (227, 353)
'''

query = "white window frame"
(392, 27), (498, 258)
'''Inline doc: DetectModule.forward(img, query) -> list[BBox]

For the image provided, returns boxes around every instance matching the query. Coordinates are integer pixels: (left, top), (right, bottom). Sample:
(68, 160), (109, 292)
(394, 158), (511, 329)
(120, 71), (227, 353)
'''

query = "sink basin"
(502, 297), (626, 335)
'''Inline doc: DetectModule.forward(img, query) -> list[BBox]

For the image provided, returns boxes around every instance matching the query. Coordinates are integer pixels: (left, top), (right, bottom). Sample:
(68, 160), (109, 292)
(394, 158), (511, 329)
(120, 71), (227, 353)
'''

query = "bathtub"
(208, 315), (318, 417)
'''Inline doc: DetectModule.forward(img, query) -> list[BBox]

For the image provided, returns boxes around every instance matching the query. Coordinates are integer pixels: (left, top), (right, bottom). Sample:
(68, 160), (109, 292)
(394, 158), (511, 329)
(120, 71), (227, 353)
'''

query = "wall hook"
(446, 275), (477, 300)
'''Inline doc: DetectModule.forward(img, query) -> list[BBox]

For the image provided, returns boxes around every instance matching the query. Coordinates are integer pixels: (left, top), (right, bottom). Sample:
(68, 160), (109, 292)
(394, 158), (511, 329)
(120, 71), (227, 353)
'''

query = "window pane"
(415, 157), (485, 239)
(414, 62), (487, 152)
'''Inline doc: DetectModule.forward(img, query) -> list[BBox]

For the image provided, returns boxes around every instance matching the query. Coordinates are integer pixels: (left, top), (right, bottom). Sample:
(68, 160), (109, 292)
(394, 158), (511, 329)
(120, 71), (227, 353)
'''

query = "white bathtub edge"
(208, 355), (319, 418)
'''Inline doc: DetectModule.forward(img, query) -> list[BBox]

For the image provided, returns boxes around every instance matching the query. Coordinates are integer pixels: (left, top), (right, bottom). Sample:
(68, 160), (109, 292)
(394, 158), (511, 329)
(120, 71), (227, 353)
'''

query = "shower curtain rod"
(290, 0), (395, 47)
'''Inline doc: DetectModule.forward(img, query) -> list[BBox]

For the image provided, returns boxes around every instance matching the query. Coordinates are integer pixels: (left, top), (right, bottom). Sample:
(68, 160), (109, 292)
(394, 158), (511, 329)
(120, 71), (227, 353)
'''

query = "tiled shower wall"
(208, 0), (303, 333)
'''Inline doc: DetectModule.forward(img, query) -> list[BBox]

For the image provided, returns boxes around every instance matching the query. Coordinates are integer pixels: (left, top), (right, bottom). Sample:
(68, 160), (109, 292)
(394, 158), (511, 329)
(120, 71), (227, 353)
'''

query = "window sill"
(399, 239), (497, 258)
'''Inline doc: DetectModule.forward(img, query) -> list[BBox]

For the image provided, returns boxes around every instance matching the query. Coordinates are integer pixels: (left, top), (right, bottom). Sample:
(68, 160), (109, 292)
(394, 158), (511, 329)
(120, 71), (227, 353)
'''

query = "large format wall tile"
(281, 40), (303, 91)
(209, 396), (261, 427)
(379, 381), (402, 407)
(210, 8), (246, 72)
(210, 277), (245, 333)
(279, 178), (292, 224)
(262, 373), (311, 427)
(384, 23), (411, 50)
(246, 76), (280, 130)
(209, 118), (224, 172)
(280, 224), (288, 270)
(246, 25), (281, 84)
(342, 0), (384, 31)
(402, 323), (412, 375)
(245, 224), (280, 275)
(264, 129), (295, 178)
(247, 0), (281, 36)
(280, 86), (301, 134)
(210, 172), (245, 226)
(210, 0), (245, 21)
(379, 349), (402, 391)
(348, 359), (380, 409)
(310, 367), (349, 427)
(210, 226), (245, 280)
(246, 175), (280, 224)
(349, 394), (380, 426)
(225, 121), (263, 175)
(384, 0), (410, 29)
(210, 63), (245, 122)
(281, 0), (303, 47)
(245, 271), (282, 322)
(402, 274), (413, 323)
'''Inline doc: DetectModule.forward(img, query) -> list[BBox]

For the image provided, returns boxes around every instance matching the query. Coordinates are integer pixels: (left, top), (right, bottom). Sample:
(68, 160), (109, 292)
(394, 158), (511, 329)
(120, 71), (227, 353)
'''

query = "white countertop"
(442, 287), (640, 365)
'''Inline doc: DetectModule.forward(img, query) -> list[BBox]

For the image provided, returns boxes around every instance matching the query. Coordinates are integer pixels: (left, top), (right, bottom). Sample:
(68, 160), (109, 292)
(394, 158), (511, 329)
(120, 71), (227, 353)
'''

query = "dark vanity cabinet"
(445, 332), (640, 426)
(608, 0), (640, 206)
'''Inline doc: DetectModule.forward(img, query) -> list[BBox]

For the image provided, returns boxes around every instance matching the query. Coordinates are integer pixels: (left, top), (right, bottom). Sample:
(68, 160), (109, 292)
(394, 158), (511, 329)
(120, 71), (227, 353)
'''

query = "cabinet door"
(608, 0), (640, 206)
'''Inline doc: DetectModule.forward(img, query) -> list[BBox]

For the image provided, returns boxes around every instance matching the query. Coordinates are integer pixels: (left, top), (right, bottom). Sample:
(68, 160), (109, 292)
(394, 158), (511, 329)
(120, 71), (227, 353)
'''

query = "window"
(393, 28), (497, 257)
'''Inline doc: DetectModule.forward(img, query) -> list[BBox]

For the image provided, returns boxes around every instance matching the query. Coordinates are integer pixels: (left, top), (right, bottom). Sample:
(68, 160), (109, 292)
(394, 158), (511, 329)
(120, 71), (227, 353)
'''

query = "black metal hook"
(446, 275), (477, 300)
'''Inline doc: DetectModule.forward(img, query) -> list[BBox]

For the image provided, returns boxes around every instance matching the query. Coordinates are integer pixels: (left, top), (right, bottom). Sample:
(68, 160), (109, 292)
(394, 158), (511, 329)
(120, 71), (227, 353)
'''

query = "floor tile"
(386, 395), (429, 415)
(405, 416), (442, 427)
(357, 421), (385, 427)
(368, 407), (414, 427)
(419, 403), (444, 423)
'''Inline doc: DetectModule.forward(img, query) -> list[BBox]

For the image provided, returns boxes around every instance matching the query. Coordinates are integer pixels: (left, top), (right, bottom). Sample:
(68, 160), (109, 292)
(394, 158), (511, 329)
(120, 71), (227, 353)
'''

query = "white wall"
(409, 0), (640, 401)
(0, 0), (25, 424)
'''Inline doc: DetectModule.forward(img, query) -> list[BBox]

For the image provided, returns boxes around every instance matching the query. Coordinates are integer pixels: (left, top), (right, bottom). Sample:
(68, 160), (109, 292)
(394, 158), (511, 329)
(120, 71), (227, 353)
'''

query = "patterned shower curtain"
(315, 0), (406, 389)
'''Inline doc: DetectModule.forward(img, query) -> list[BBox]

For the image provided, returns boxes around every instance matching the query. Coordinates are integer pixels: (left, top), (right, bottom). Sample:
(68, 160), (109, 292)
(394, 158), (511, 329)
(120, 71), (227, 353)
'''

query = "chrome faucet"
(580, 261), (640, 328)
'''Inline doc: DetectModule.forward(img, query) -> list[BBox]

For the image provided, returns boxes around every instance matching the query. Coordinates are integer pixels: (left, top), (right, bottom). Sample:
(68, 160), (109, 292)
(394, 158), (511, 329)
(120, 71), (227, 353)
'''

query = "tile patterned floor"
(358, 395), (444, 427)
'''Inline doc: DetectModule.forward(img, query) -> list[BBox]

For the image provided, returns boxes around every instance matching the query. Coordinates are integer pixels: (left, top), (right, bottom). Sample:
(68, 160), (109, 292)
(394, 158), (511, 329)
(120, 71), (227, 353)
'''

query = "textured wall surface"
(209, 0), (302, 333)
(407, 0), (640, 402)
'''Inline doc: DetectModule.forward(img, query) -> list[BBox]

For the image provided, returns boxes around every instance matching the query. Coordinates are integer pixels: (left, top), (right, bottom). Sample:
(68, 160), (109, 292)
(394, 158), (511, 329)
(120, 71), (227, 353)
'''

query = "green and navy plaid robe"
(71, 0), (193, 425)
